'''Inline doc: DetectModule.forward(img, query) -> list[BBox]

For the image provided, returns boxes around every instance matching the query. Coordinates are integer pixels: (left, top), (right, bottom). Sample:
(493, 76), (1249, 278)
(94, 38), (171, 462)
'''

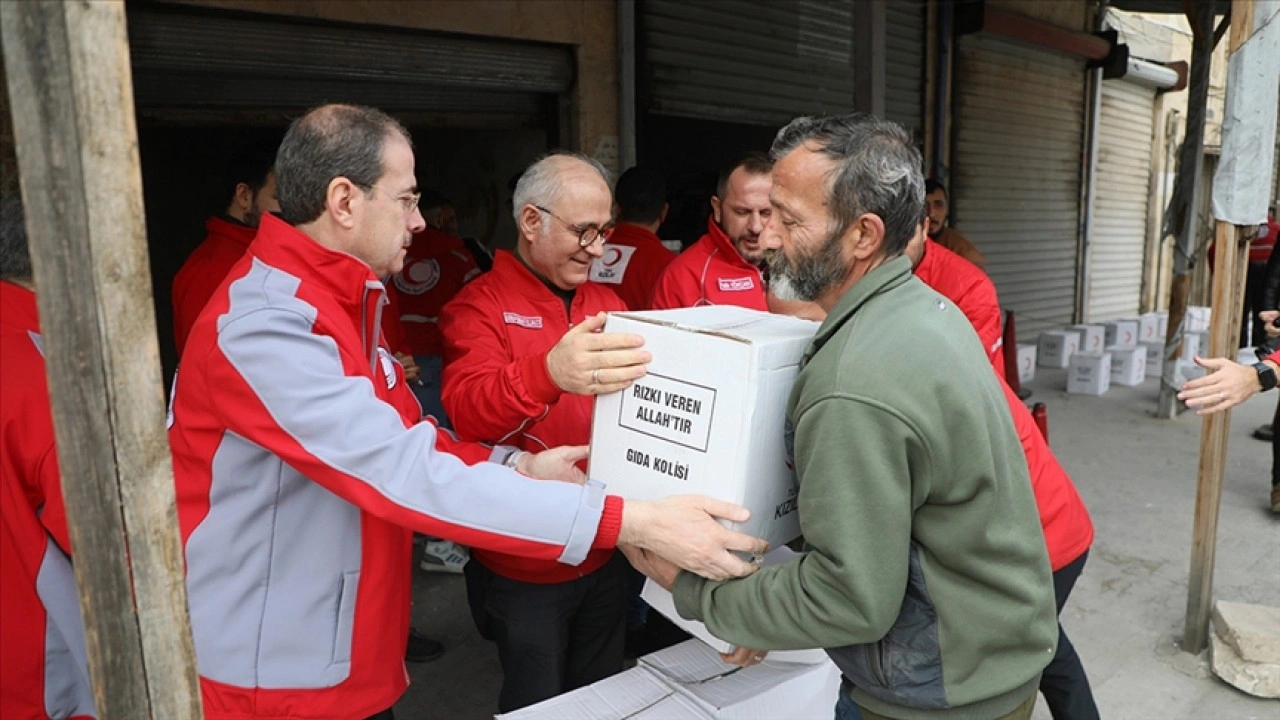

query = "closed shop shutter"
(1086, 78), (1156, 321)
(126, 6), (572, 119)
(952, 33), (1086, 341)
(639, 0), (854, 127)
(885, 0), (926, 136)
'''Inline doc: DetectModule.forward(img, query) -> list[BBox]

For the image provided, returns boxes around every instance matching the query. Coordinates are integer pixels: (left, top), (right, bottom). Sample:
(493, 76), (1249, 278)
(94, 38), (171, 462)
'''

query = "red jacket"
(170, 215), (622, 719)
(650, 219), (767, 310)
(1000, 380), (1094, 571)
(390, 227), (482, 357)
(440, 251), (627, 583)
(588, 223), (675, 310)
(172, 216), (257, 358)
(1, 282), (97, 720)
(914, 239), (1006, 378)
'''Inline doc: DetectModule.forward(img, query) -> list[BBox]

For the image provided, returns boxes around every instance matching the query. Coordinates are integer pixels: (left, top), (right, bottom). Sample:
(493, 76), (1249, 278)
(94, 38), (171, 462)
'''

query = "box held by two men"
(1068, 352), (1111, 395)
(641, 546), (828, 665)
(1067, 325), (1105, 354)
(590, 306), (819, 550)
(1104, 320), (1138, 350)
(1016, 344), (1037, 383)
(1108, 345), (1147, 386)
(1038, 331), (1080, 368)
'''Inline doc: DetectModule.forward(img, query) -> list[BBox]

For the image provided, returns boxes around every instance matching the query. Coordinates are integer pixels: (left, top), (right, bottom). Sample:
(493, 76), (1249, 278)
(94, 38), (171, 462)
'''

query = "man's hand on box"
(619, 544), (680, 590)
(546, 312), (651, 396)
(617, 495), (768, 581)
(518, 445), (588, 484)
(720, 646), (769, 668)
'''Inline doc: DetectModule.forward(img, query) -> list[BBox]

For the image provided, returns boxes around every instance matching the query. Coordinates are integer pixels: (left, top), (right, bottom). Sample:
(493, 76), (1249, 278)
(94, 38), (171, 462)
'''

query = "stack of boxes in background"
(1036, 307), (1211, 396)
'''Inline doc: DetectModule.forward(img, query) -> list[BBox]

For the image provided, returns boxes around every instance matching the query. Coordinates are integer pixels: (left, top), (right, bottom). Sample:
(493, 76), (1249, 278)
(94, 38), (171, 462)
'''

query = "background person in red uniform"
(925, 178), (987, 270)
(171, 139), (279, 358)
(439, 152), (651, 712)
(588, 165), (674, 310)
(169, 106), (766, 720)
(1, 191), (97, 719)
(650, 153), (773, 310)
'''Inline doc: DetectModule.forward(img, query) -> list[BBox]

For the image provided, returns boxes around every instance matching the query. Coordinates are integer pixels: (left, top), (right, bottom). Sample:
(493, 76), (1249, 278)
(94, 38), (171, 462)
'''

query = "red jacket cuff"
(594, 495), (624, 549)
(518, 351), (563, 405)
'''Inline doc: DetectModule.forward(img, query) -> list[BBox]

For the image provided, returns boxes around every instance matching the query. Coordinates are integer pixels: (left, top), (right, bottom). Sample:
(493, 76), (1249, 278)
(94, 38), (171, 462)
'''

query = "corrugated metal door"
(126, 6), (571, 117)
(1085, 78), (1156, 322)
(952, 33), (1086, 341)
(640, 0), (854, 126)
(885, 0), (925, 135)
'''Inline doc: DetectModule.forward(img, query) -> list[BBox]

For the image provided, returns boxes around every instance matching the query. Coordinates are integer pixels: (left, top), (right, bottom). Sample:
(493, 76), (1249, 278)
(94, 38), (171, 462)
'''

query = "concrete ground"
(396, 367), (1279, 720)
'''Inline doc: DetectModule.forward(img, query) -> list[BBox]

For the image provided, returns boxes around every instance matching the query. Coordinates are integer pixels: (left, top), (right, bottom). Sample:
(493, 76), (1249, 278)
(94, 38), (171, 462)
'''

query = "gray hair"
(769, 114), (924, 257)
(0, 191), (32, 282)
(275, 104), (412, 226)
(512, 151), (612, 226)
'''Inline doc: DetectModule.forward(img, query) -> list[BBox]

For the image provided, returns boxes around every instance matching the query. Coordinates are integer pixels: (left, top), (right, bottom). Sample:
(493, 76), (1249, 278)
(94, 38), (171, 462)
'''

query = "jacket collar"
(493, 249), (575, 304)
(703, 217), (757, 272)
(249, 213), (383, 308)
(809, 254), (915, 359)
(205, 215), (258, 251)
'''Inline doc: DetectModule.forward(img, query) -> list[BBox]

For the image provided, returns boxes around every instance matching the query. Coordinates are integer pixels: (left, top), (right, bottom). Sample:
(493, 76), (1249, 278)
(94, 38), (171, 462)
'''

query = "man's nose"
(408, 208), (427, 234)
(748, 213), (766, 235)
(583, 237), (606, 257)
(759, 214), (783, 250)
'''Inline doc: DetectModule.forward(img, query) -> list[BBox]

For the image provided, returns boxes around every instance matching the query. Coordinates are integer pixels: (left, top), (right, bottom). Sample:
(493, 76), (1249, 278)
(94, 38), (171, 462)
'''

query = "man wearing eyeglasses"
(439, 151), (652, 712)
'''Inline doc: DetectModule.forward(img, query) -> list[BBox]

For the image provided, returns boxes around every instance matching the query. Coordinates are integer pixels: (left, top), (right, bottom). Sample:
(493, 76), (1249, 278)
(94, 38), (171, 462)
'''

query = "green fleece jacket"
(674, 255), (1058, 720)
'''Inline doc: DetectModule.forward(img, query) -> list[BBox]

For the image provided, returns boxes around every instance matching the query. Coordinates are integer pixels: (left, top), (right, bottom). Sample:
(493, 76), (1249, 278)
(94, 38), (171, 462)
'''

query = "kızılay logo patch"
(717, 276), (755, 292)
(503, 312), (543, 329)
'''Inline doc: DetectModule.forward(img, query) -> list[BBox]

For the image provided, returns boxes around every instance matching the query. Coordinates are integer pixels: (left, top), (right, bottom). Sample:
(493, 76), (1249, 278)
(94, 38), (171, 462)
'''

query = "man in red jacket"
(1, 192), (97, 720)
(169, 105), (767, 720)
(171, 139), (279, 358)
(440, 152), (652, 712)
(650, 153), (773, 310)
(588, 165), (675, 310)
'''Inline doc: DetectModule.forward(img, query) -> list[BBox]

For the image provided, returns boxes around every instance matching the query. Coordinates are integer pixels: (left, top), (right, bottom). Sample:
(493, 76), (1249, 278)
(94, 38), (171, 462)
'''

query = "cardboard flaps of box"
(496, 638), (841, 720)
(590, 306), (819, 550)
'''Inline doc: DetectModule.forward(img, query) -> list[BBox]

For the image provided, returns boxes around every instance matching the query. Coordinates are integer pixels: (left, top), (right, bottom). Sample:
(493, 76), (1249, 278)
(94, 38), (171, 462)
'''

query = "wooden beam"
(1182, 0), (1256, 656)
(0, 1), (203, 716)
(852, 0), (887, 118)
(982, 6), (1112, 61)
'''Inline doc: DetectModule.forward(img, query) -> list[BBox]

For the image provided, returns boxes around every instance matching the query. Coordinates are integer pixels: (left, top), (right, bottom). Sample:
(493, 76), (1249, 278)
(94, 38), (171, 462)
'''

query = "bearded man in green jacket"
(627, 113), (1058, 720)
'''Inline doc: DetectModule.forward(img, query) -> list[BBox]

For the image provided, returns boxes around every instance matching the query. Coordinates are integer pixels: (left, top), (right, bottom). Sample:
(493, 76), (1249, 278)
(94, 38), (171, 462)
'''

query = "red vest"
(650, 218), (767, 310)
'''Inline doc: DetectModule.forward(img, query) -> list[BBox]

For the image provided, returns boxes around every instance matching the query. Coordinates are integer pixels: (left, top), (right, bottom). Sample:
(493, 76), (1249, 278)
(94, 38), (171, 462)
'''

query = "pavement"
(395, 366), (1280, 720)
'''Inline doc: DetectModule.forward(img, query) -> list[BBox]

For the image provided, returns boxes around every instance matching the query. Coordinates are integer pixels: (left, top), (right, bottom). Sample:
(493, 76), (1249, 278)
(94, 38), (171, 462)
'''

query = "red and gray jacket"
(650, 218), (767, 311)
(914, 239), (1006, 378)
(172, 216), (257, 359)
(169, 215), (623, 719)
(439, 250), (627, 583)
(588, 224), (675, 311)
(1, 281), (97, 720)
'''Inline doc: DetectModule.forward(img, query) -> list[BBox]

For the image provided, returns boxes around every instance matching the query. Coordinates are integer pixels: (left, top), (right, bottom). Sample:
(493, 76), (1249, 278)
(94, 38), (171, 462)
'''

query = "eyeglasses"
(372, 186), (421, 215)
(534, 205), (615, 247)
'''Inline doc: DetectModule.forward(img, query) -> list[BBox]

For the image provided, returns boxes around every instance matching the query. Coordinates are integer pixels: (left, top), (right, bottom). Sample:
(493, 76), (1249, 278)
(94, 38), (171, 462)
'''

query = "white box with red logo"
(590, 306), (818, 549)
(1185, 306), (1212, 332)
(1140, 340), (1164, 368)
(1181, 332), (1203, 361)
(1016, 344), (1037, 383)
(1156, 311), (1169, 338)
(1133, 314), (1162, 344)
(1067, 352), (1111, 396)
(1104, 320), (1139, 350)
(1108, 345), (1147, 386)
(1068, 325), (1106, 354)
(1038, 331), (1080, 368)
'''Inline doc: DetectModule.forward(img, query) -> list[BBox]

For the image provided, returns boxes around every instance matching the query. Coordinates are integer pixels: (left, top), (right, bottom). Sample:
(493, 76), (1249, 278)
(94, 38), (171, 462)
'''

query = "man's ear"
(327, 178), (361, 230)
(709, 195), (723, 224)
(231, 182), (254, 214)
(659, 202), (670, 226)
(518, 204), (544, 240)
(849, 213), (886, 260)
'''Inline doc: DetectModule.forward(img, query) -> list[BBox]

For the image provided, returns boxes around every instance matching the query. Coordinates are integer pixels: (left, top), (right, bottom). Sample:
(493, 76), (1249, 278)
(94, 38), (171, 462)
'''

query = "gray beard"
(765, 228), (847, 303)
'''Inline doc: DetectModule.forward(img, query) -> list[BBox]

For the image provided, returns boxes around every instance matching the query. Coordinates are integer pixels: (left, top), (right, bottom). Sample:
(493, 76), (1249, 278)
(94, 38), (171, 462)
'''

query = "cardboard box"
(1068, 325), (1106, 354)
(1186, 306), (1212, 332)
(1104, 320), (1139, 350)
(1156, 311), (1169, 338)
(1016, 344), (1037, 384)
(590, 307), (818, 549)
(1133, 314), (1162, 344)
(641, 547), (828, 665)
(1176, 359), (1207, 386)
(495, 665), (708, 719)
(1038, 331), (1080, 368)
(640, 640), (842, 720)
(1108, 346), (1146, 386)
(1181, 332), (1203, 361)
(1068, 352), (1111, 396)
(1140, 340), (1164, 368)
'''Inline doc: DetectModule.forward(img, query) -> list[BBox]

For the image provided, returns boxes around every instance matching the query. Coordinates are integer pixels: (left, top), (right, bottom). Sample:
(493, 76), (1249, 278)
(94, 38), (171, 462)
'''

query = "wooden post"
(1181, 0), (1261, 656)
(1, 1), (203, 716)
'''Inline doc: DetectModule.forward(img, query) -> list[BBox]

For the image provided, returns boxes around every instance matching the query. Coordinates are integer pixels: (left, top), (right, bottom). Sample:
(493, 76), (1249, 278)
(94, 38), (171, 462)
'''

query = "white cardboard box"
(1108, 345), (1146, 386)
(1068, 352), (1111, 395)
(1016, 344), (1037, 383)
(495, 665), (708, 720)
(590, 307), (818, 549)
(1156, 311), (1169, 338)
(1176, 359), (1207, 386)
(1068, 325), (1106, 354)
(1186, 306), (1212, 332)
(641, 547), (828, 665)
(1038, 331), (1080, 368)
(1104, 320), (1139, 350)
(1135, 313), (1162, 344)
(1181, 332), (1203, 361)
(1140, 340), (1164, 368)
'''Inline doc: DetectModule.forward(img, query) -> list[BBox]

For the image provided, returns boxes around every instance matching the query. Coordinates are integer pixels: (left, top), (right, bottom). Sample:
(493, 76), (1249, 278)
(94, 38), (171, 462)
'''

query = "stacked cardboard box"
(1109, 346), (1146, 387)
(1068, 352), (1111, 396)
(1068, 325), (1106, 354)
(1038, 331), (1080, 369)
(1104, 320), (1139, 350)
(1016, 344), (1037, 383)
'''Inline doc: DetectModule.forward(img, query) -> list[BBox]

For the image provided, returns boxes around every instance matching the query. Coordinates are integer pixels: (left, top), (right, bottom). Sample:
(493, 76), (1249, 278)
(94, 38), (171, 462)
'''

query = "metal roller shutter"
(126, 6), (572, 116)
(952, 33), (1086, 341)
(884, 0), (925, 135)
(640, 0), (854, 126)
(1086, 78), (1156, 322)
